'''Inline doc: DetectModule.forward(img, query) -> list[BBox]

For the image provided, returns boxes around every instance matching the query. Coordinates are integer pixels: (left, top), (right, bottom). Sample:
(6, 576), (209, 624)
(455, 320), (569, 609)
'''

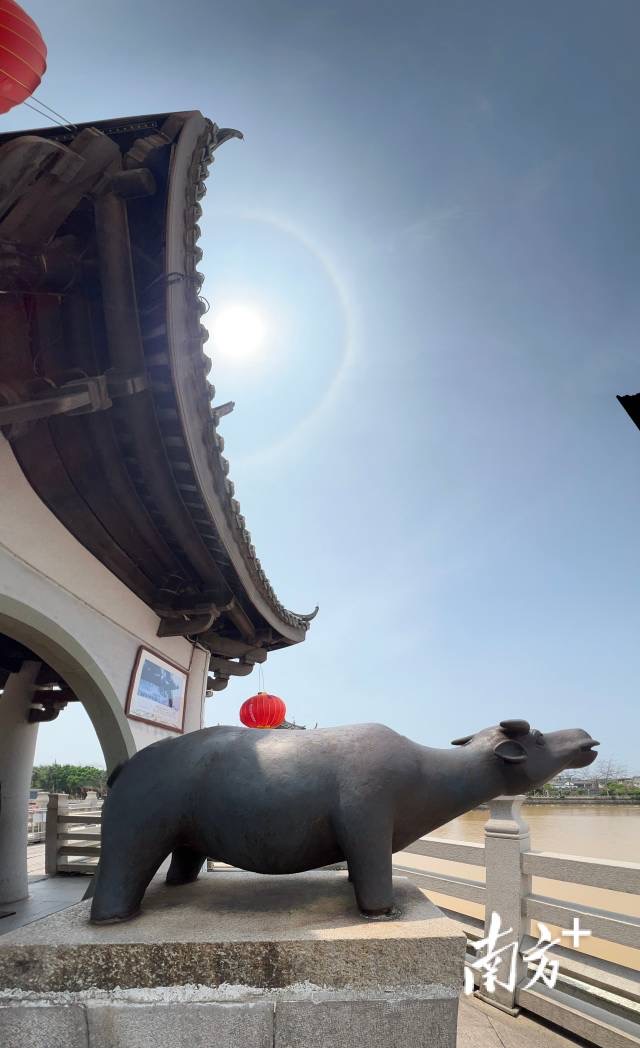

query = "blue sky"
(15, 1), (640, 772)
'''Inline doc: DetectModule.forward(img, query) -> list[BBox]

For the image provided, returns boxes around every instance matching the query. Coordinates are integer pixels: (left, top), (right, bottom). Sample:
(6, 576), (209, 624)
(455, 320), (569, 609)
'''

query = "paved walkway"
(0, 873), (88, 937)
(0, 843), (86, 934)
(458, 994), (587, 1047)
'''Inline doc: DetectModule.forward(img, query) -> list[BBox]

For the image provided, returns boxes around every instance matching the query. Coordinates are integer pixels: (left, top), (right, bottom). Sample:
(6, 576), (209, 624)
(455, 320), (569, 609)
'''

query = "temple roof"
(0, 112), (315, 689)
(618, 393), (640, 432)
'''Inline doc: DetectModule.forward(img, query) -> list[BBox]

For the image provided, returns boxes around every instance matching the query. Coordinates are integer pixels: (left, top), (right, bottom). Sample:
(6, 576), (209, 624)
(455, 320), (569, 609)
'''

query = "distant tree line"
(31, 764), (107, 797)
(528, 756), (640, 798)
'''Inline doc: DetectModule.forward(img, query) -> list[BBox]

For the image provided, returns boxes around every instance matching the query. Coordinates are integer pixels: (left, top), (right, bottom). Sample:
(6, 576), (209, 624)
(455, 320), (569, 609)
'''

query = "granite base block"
(0, 1004), (88, 1048)
(85, 1000), (274, 1048)
(0, 991), (461, 1048)
(274, 991), (459, 1048)
(0, 872), (466, 1047)
(0, 871), (465, 993)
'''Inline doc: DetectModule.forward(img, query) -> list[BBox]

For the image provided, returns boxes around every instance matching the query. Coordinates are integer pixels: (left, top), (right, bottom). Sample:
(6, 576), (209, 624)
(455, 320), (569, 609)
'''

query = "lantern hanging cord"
(24, 92), (78, 132)
(19, 96), (78, 133)
(258, 665), (265, 692)
(0, 64), (78, 131)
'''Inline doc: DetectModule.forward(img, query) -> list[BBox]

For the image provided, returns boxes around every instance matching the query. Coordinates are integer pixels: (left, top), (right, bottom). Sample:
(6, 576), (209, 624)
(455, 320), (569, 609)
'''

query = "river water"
(395, 804), (640, 972)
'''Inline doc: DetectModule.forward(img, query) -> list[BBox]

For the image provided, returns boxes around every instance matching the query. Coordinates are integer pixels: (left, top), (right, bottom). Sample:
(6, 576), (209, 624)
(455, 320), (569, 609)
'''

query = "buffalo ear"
(500, 719), (530, 737)
(494, 739), (527, 764)
(451, 735), (473, 746)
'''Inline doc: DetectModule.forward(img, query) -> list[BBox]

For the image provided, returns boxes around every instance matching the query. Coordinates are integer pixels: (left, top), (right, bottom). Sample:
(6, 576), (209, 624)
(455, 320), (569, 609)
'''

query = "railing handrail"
(525, 893), (640, 950)
(401, 836), (485, 865)
(401, 836), (640, 894)
(522, 850), (640, 894)
(393, 863), (485, 904)
(55, 812), (103, 824)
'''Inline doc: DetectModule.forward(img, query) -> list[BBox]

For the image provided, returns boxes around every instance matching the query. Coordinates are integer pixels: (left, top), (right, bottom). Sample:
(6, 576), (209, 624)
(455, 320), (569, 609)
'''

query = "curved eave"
(163, 112), (309, 643)
(0, 111), (313, 651)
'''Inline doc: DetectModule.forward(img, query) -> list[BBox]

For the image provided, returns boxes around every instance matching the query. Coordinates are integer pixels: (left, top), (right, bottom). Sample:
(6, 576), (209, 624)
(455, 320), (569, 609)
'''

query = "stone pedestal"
(0, 870), (466, 1047)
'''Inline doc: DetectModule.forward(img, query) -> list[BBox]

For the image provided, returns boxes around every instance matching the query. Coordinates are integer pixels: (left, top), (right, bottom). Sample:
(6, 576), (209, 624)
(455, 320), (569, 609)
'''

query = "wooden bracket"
(28, 687), (74, 723)
(208, 656), (254, 678)
(0, 370), (147, 440)
(206, 676), (230, 695)
(157, 611), (219, 638)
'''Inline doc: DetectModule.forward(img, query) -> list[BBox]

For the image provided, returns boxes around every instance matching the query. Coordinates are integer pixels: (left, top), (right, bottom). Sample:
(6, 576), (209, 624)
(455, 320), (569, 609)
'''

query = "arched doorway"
(0, 595), (135, 905)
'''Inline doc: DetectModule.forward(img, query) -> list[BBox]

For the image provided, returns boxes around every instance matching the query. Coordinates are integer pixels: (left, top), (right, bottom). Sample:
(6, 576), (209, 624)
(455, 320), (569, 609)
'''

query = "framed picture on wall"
(125, 647), (188, 733)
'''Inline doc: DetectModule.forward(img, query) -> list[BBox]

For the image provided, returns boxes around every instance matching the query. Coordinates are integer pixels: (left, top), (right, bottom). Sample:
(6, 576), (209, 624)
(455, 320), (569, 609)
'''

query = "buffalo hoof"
(360, 906), (400, 921)
(89, 908), (141, 925)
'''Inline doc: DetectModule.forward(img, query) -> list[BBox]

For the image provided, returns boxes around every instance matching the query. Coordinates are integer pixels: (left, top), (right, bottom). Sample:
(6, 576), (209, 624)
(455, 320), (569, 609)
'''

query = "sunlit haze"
(211, 302), (268, 362)
(12, 0), (640, 774)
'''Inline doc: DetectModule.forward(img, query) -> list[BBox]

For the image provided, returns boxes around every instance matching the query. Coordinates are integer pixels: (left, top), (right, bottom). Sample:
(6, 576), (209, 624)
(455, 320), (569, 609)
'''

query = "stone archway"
(0, 594), (135, 771)
(0, 595), (135, 904)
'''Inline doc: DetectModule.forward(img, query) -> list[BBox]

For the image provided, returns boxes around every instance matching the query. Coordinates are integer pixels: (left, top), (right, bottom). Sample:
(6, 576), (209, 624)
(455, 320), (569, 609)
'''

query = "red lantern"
(0, 1), (47, 115)
(240, 692), (286, 729)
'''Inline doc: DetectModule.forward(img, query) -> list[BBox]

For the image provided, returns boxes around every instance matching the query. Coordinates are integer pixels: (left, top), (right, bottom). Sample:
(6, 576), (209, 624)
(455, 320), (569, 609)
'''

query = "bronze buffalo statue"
(90, 718), (598, 923)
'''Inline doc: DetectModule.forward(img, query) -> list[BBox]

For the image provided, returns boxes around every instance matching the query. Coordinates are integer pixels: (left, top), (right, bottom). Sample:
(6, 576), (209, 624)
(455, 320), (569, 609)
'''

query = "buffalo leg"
(90, 843), (169, 923)
(341, 825), (394, 916)
(166, 846), (206, 886)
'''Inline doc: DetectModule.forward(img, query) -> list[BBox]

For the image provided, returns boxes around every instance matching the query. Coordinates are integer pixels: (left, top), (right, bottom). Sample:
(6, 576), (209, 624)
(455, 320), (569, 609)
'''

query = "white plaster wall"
(0, 436), (209, 754)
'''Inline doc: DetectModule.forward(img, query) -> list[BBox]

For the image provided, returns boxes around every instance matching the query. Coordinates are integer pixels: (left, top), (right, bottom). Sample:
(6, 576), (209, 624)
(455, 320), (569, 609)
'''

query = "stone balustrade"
(396, 795), (640, 1048)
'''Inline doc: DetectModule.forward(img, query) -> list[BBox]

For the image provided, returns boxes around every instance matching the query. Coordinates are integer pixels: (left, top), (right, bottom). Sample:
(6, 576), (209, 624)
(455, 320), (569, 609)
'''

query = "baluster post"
(476, 795), (531, 1014)
(45, 792), (68, 876)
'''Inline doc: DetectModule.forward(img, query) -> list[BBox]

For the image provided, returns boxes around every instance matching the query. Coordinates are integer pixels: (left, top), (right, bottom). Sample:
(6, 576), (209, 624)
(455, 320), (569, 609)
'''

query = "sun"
(211, 302), (268, 360)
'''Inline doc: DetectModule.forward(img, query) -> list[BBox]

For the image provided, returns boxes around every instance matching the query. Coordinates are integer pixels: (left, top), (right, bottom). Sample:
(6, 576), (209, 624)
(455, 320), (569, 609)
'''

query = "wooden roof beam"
(202, 634), (266, 661)
(208, 656), (254, 678)
(224, 598), (257, 642)
(157, 611), (220, 638)
(0, 128), (120, 246)
(0, 236), (82, 295)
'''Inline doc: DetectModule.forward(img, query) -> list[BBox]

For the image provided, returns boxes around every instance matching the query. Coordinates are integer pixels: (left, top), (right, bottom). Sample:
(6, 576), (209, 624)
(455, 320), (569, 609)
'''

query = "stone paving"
(0, 872), (87, 937)
(458, 994), (588, 1047)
